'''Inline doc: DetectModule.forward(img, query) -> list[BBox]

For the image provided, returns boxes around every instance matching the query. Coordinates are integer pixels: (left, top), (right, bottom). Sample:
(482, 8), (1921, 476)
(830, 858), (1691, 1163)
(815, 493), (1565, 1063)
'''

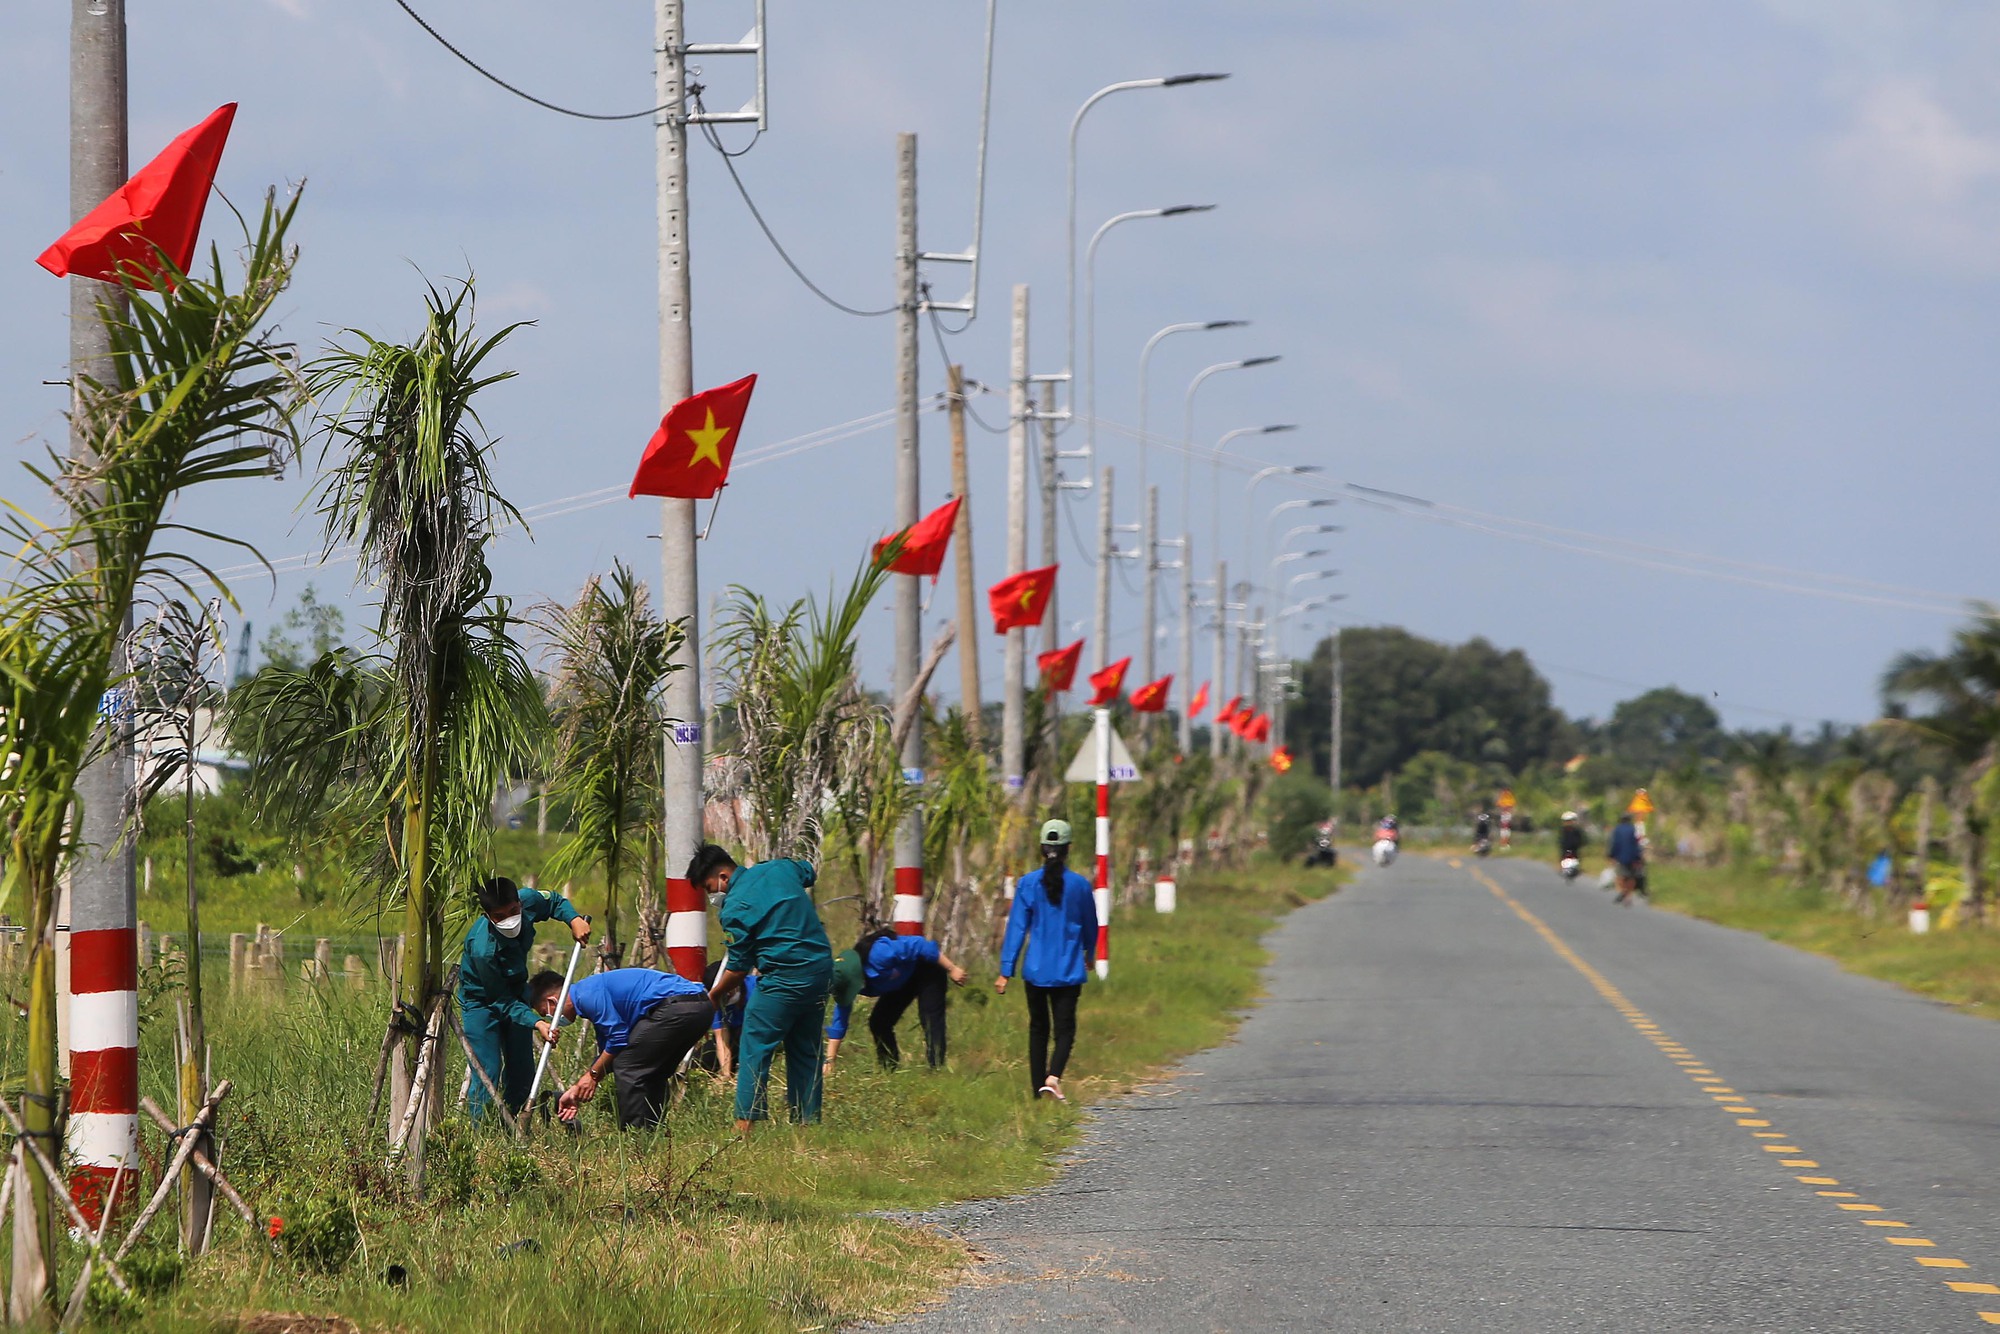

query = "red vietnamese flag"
(1086, 656), (1131, 706)
(1269, 745), (1294, 773)
(39, 103), (237, 291)
(989, 565), (1056, 634)
(1129, 674), (1173, 713)
(1037, 639), (1083, 692)
(1246, 713), (1272, 743)
(1216, 695), (1244, 728)
(1187, 681), (1209, 719)
(629, 374), (757, 500)
(873, 496), (962, 581)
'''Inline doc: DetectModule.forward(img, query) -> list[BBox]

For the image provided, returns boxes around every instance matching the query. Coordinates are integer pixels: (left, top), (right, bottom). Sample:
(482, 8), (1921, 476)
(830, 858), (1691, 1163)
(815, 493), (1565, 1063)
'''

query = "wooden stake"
(139, 1100), (275, 1257)
(0, 1094), (132, 1297)
(112, 1080), (231, 1264)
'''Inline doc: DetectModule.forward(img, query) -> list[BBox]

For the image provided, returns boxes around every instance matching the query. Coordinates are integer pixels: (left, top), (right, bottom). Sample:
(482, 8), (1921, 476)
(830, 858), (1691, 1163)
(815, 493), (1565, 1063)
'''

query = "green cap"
(1039, 818), (1073, 846)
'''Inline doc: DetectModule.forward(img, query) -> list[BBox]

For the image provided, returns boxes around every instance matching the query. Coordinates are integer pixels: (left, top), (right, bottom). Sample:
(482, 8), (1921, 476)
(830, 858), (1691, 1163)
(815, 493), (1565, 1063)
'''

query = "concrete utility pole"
(1093, 469), (1113, 674)
(65, 0), (137, 1246)
(1002, 287), (1029, 794)
(1210, 559), (1228, 760)
(1330, 628), (1344, 834)
(1177, 531), (1195, 754)
(1141, 487), (1159, 684)
(947, 364), (981, 738)
(892, 133), (925, 935)
(1038, 383), (1061, 768)
(657, 0), (709, 986)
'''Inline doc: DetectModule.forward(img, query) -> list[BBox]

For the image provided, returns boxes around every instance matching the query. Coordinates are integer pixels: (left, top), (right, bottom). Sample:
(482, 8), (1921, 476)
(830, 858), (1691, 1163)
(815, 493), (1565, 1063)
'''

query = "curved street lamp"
(1181, 358), (1280, 535)
(1079, 206), (1214, 468)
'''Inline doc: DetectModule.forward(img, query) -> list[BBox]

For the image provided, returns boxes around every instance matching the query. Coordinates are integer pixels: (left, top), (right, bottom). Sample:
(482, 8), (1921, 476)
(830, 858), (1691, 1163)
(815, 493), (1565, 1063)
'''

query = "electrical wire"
(694, 101), (897, 319)
(923, 302), (1009, 435)
(387, 0), (671, 122)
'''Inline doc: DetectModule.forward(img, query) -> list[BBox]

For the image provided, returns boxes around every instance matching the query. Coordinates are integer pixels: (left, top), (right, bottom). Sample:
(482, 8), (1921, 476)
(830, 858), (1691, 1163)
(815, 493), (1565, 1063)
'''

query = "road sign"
(1496, 788), (1515, 812)
(1627, 788), (1655, 817)
(1065, 723), (1141, 783)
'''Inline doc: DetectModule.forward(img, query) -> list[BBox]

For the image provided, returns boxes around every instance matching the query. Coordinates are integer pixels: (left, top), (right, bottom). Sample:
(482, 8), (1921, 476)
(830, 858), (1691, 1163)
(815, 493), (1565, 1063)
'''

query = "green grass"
(18, 858), (1339, 1332)
(1650, 861), (2000, 1017)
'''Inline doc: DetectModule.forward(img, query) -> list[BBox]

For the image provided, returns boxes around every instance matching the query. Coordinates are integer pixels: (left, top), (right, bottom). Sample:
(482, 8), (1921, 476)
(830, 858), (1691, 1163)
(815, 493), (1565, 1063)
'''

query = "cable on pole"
(387, 0), (673, 121)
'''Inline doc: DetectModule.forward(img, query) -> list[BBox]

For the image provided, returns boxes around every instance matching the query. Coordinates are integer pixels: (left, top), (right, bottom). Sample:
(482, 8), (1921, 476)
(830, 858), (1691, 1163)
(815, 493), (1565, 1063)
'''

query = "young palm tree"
(0, 192), (301, 1307)
(714, 558), (895, 865)
(536, 562), (683, 967)
(302, 280), (543, 1150)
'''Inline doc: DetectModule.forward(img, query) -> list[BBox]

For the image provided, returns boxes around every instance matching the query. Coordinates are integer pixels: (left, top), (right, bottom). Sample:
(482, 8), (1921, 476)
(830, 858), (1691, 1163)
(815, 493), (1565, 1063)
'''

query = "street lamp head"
(1163, 72), (1231, 86)
(1160, 204), (1217, 217)
(1240, 355), (1282, 369)
(1204, 319), (1249, 330)
(1261, 423), (1299, 435)
(1288, 464), (1324, 474)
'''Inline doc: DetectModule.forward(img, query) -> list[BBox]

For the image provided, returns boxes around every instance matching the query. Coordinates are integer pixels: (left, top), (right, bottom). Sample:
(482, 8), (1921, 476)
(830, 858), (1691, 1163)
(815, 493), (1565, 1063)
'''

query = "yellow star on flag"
(685, 409), (733, 469)
(1017, 587), (1035, 609)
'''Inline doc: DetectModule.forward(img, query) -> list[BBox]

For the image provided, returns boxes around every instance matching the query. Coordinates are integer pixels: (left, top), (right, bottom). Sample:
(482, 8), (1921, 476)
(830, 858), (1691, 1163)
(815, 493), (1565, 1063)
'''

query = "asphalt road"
(886, 852), (2000, 1332)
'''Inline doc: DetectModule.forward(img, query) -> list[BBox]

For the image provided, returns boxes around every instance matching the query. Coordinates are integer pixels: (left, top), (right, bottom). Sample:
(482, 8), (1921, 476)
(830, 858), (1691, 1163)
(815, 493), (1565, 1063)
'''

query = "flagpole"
(656, 0), (708, 985)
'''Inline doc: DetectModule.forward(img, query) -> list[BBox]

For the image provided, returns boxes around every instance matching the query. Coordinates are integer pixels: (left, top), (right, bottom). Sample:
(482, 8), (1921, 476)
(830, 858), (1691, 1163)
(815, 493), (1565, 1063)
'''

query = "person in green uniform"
(695, 844), (832, 1136)
(458, 875), (590, 1120)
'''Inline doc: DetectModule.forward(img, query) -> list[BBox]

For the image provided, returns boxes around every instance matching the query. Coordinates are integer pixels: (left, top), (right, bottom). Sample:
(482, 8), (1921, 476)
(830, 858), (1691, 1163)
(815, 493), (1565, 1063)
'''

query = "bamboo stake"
(60, 1164), (126, 1329)
(138, 1100), (275, 1256)
(0, 1094), (132, 1296)
(111, 1080), (231, 1264)
(387, 995), (447, 1158)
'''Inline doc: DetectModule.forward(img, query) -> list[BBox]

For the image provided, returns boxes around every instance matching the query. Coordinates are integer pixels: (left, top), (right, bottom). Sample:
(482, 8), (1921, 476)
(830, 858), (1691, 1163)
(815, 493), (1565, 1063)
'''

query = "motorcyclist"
(1558, 811), (1585, 861)
(1374, 814), (1400, 844)
(1472, 810), (1493, 850)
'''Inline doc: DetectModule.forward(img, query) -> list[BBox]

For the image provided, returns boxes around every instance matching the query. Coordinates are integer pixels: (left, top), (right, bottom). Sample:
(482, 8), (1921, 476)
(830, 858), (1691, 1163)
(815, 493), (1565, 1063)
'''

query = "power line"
(387, 0), (671, 122)
(695, 105), (897, 319)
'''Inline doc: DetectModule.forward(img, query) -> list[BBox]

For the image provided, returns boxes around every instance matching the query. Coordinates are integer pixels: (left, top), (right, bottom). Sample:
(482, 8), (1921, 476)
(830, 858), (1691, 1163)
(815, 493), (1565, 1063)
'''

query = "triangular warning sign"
(1064, 725), (1142, 784)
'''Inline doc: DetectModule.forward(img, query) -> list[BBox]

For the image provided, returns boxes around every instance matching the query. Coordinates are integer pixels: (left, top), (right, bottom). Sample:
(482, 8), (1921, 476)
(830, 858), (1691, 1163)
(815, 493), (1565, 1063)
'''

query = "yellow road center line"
(1976, 1312), (2000, 1324)
(1465, 866), (1977, 1313)
(1738, 1119), (1772, 1127)
(1817, 1191), (1858, 1198)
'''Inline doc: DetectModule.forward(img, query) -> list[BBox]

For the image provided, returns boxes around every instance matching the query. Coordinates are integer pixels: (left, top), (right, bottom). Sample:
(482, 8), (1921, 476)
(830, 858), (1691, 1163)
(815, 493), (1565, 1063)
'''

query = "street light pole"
(1241, 464), (1322, 602)
(1079, 205), (1213, 472)
(1180, 358), (1281, 536)
(1209, 423), (1297, 566)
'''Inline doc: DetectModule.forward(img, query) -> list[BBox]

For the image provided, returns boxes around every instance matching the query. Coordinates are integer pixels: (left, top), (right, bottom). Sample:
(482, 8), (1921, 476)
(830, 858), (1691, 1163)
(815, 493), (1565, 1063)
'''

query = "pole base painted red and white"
(664, 875), (708, 982)
(893, 866), (925, 936)
(67, 923), (137, 1224)
(1093, 707), (1112, 980)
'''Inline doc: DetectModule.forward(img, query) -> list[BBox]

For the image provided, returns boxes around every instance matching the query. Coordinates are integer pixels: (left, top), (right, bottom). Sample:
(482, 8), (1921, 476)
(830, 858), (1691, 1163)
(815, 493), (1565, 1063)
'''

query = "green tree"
(257, 581), (346, 672)
(1596, 686), (1726, 781)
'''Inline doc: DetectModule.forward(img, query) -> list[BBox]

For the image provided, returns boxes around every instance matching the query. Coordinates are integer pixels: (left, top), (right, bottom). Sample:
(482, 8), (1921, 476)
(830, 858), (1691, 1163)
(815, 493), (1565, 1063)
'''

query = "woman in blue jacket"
(995, 818), (1100, 1102)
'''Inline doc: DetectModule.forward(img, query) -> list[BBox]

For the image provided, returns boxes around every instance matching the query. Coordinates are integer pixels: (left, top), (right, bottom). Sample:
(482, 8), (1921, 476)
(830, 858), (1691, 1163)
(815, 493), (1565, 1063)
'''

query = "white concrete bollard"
(1154, 878), (1177, 914)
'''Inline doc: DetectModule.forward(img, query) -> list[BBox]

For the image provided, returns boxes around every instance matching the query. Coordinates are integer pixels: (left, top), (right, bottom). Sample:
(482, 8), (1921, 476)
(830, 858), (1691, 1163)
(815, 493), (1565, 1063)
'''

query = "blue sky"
(4, 1), (1998, 729)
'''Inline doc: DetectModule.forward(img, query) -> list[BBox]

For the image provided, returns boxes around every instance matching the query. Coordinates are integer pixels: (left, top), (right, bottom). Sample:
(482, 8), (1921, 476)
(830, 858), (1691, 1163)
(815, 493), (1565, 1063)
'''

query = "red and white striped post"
(1093, 706), (1112, 979)
(664, 873), (707, 982)
(67, 917), (137, 1223)
(894, 866), (925, 937)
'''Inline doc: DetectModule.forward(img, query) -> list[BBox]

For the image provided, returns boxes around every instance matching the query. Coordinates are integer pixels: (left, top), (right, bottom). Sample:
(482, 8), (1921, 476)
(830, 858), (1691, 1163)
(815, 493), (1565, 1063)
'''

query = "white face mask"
(491, 914), (524, 939)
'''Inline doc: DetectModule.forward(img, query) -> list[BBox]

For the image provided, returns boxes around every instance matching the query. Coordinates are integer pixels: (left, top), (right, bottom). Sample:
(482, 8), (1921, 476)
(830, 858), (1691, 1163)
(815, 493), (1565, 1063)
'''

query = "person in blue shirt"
(995, 818), (1100, 1102)
(457, 876), (589, 1120)
(823, 930), (969, 1074)
(1608, 812), (1647, 906)
(696, 844), (833, 1136)
(528, 966), (712, 1130)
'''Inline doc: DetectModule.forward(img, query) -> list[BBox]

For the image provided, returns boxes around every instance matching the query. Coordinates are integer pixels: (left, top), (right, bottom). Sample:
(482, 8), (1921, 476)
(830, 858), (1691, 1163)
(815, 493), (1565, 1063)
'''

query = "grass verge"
(1649, 861), (2000, 1016)
(39, 859), (1338, 1333)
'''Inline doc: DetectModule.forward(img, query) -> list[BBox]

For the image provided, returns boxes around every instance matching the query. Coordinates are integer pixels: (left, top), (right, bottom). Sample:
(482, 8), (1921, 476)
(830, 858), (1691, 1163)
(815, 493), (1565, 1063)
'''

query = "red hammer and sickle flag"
(629, 374), (757, 500)
(873, 496), (962, 581)
(1037, 639), (1084, 693)
(1129, 674), (1173, 713)
(1216, 695), (1244, 728)
(1087, 657), (1132, 707)
(1187, 681), (1209, 719)
(39, 103), (237, 291)
(989, 565), (1056, 634)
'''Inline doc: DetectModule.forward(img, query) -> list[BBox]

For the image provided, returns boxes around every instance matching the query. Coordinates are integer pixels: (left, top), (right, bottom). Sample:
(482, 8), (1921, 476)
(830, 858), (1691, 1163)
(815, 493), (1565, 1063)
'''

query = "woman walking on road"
(995, 819), (1100, 1102)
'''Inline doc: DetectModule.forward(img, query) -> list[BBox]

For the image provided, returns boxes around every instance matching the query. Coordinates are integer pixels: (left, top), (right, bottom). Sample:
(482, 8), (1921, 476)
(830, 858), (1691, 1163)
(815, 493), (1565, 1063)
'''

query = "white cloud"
(1824, 80), (2000, 275)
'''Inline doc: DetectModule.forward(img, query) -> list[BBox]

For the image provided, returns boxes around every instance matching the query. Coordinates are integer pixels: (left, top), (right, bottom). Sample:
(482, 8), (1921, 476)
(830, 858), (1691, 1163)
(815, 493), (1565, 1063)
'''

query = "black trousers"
(869, 960), (949, 1069)
(1025, 982), (1081, 1095)
(611, 993), (714, 1129)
